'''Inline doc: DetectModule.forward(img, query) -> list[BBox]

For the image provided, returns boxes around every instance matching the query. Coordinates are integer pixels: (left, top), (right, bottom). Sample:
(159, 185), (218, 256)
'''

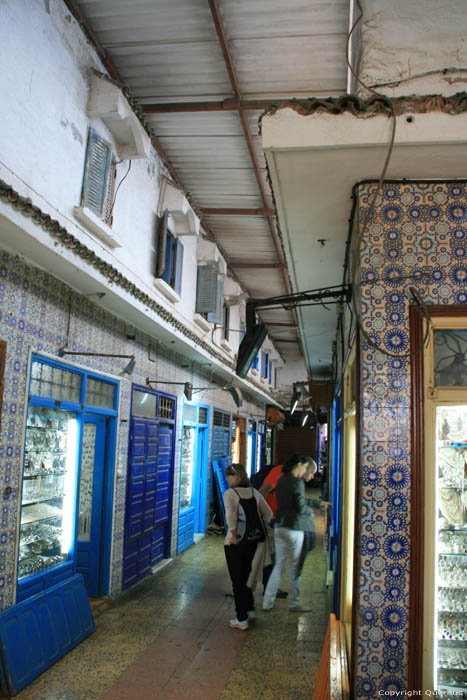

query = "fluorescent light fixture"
(290, 384), (302, 415)
(301, 412), (310, 427)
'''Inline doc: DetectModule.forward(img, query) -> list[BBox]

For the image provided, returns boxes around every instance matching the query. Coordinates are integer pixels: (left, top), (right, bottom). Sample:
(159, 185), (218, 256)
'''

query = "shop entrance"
(122, 388), (176, 590)
(76, 414), (110, 598)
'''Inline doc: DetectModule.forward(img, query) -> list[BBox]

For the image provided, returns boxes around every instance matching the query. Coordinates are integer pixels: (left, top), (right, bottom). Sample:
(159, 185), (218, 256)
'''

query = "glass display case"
(435, 405), (467, 697)
(179, 426), (195, 509)
(19, 405), (79, 580)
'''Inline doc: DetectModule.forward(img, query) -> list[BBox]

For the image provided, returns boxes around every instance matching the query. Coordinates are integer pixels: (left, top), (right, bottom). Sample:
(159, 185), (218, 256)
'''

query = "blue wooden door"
(154, 423), (174, 559)
(76, 415), (106, 597)
(194, 427), (208, 533)
(123, 415), (174, 590)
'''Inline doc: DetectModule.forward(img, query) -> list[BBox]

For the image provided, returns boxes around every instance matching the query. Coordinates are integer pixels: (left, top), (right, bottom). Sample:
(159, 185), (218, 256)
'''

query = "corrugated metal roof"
(73, 0), (350, 364)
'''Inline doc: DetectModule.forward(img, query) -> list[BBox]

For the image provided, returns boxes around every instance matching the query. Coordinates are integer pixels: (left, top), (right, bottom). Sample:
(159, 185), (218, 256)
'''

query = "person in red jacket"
(259, 463), (285, 594)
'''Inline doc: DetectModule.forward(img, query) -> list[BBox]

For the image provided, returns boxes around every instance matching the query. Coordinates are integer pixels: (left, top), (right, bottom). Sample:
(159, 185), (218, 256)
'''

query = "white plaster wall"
(0, 0), (284, 397)
(277, 359), (308, 394)
(0, 1), (203, 326)
(358, 0), (467, 97)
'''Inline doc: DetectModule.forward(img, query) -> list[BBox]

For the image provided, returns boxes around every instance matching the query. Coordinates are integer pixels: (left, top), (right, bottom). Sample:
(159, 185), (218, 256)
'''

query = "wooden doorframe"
(408, 303), (467, 689)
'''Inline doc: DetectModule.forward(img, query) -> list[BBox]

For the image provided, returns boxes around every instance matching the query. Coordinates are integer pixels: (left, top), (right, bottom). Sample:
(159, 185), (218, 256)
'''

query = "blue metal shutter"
(0, 575), (94, 695)
(82, 129), (113, 219)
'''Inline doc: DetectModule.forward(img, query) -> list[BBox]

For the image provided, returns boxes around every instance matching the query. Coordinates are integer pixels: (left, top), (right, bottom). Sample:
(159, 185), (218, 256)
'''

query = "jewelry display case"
(179, 425), (195, 509)
(19, 405), (78, 580)
(435, 405), (467, 696)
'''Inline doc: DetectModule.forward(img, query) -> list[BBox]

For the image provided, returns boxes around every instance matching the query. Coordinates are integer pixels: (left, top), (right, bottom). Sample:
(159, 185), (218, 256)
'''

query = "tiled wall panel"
(0, 247), (264, 607)
(355, 181), (467, 696)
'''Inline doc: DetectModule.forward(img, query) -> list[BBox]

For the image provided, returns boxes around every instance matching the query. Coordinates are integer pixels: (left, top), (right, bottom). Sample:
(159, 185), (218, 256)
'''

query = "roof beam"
(230, 262), (282, 269)
(200, 207), (274, 217)
(142, 99), (289, 114)
(207, 0), (302, 349)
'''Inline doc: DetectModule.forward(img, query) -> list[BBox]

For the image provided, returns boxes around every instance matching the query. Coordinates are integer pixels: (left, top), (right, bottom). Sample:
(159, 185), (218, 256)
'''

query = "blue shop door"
(76, 415), (106, 597)
(194, 427), (208, 534)
(122, 418), (158, 589)
(153, 423), (174, 563)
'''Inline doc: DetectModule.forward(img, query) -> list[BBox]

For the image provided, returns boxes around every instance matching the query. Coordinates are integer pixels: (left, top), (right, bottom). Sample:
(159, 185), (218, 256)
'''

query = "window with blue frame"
(261, 352), (269, 379)
(251, 354), (259, 371)
(161, 231), (183, 294)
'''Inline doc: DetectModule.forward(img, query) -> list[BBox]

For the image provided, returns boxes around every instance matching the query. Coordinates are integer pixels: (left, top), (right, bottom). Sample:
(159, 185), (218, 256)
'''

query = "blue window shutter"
(261, 352), (268, 378)
(175, 239), (183, 295)
(161, 232), (173, 286)
(82, 129), (112, 219)
(155, 210), (169, 278)
(207, 276), (224, 324)
(196, 263), (219, 314)
(252, 354), (259, 370)
(268, 360), (272, 384)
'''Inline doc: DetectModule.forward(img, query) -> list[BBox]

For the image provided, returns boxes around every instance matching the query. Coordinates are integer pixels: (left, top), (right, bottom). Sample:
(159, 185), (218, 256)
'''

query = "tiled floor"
(12, 498), (330, 700)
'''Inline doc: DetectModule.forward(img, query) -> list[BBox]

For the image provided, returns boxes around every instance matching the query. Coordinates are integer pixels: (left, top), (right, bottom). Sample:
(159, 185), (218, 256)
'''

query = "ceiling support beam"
(230, 262), (282, 269)
(207, 0), (301, 348)
(142, 98), (295, 114)
(200, 207), (274, 217)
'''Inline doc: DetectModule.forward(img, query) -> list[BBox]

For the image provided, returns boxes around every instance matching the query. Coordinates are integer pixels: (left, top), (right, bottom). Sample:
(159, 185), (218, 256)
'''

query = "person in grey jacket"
(262, 454), (314, 612)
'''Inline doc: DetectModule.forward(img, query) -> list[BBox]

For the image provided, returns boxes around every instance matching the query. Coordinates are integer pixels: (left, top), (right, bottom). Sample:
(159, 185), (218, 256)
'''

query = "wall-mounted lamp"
(146, 378), (242, 406)
(227, 386), (243, 408)
(290, 384), (302, 415)
(146, 378), (193, 400)
(57, 349), (136, 376)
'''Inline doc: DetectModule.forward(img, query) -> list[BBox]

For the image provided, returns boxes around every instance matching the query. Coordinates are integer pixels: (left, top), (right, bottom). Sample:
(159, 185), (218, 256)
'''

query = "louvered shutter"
(82, 129), (113, 219)
(196, 263), (218, 314)
(207, 276), (224, 324)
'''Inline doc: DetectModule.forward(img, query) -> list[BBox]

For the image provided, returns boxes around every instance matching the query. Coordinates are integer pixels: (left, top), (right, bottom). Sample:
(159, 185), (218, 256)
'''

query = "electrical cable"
(343, 0), (432, 360)
(369, 67), (467, 90)
(108, 160), (132, 221)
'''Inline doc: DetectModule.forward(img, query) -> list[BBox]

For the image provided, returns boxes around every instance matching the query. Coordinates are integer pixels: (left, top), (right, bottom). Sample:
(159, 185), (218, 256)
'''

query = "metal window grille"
(159, 396), (175, 420)
(199, 407), (208, 425)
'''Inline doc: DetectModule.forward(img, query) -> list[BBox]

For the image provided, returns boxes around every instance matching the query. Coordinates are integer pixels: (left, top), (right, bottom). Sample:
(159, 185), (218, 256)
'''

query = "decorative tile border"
(355, 181), (467, 696)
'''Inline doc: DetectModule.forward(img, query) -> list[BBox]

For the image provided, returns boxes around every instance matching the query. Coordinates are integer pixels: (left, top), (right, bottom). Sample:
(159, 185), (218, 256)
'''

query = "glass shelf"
(22, 494), (66, 506)
(23, 471), (67, 480)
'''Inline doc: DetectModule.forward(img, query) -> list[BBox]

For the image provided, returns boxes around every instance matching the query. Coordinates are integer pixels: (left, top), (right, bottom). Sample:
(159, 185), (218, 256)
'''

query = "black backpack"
(233, 488), (266, 543)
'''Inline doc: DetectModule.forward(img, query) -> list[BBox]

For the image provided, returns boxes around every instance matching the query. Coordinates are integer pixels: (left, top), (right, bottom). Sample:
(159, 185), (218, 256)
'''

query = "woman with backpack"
(224, 463), (272, 630)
